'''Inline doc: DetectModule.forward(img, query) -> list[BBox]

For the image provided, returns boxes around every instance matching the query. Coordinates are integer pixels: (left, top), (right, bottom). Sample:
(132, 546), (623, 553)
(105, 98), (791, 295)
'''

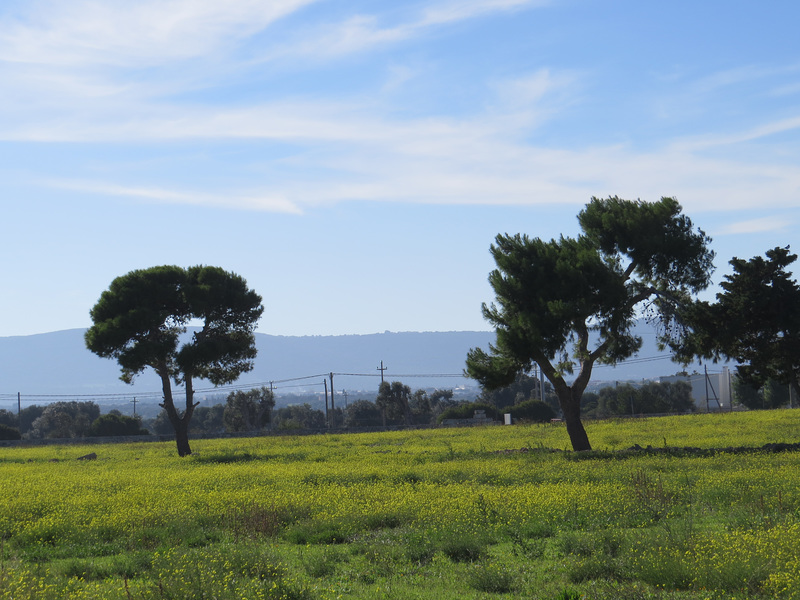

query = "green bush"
(0, 423), (21, 440)
(299, 545), (346, 578)
(508, 528), (548, 559)
(283, 520), (351, 545)
(437, 402), (498, 423)
(568, 555), (628, 583)
(88, 412), (150, 437)
(467, 562), (515, 593)
(508, 399), (556, 423)
(435, 528), (490, 562)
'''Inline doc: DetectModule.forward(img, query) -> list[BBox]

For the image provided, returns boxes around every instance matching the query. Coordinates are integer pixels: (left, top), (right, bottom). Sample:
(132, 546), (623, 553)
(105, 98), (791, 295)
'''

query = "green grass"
(1, 409), (800, 599)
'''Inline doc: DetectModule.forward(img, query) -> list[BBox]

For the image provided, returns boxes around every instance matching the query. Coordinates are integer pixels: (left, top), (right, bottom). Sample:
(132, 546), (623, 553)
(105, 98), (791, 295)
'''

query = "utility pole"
(704, 365), (721, 410)
(329, 372), (336, 428)
(342, 389), (349, 409)
(324, 378), (329, 428)
(539, 367), (545, 403)
(131, 397), (138, 416)
(377, 361), (387, 383)
(269, 382), (275, 429)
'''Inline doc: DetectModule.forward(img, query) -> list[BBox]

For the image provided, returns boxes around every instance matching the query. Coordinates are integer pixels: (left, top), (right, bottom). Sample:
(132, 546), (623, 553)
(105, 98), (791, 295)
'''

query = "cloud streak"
(50, 179), (303, 214)
(1, 0), (798, 219)
(714, 216), (795, 236)
(0, 0), (317, 67)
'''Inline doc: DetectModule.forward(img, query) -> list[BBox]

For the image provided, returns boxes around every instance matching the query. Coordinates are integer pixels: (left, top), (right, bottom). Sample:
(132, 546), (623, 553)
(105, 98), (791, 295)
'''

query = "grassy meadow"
(1, 410), (800, 599)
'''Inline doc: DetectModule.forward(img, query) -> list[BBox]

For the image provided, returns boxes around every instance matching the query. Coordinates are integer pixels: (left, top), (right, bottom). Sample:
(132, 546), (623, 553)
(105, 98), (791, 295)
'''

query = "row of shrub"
(437, 399), (556, 423)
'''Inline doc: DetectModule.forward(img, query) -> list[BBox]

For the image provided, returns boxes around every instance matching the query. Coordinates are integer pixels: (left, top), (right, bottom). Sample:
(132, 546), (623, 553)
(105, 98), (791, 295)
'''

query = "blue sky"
(0, 0), (798, 339)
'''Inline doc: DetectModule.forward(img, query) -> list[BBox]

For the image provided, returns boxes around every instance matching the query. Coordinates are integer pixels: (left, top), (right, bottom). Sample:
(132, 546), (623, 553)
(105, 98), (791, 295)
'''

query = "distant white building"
(659, 367), (732, 411)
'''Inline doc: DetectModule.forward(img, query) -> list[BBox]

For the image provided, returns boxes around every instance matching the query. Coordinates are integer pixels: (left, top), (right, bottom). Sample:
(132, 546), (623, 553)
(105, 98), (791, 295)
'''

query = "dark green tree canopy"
(86, 265), (263, 456)
(190, 404), (226, 434)
(274, 404), (326, 430)
(344, 400), (383, 428)
(0, 409), (17, 428)
(87, 265), (263, 388)
(28, 401), (100, 439)
(467, 196), (714, 451)
(733, 377), (790, 410)
(223, 387), (274, 432)
(676, 246), (800, 400)
(437, 402), (499, 423)
(591, 381), (695, 417)
(0, 423), (20, 441)
(579, 196), (713, 291)
(88, 413), (150, 437)
(87, 265), (188, 383)
(376, 381), (413, 426)
(476, 371), (556, 411)
(507, 399), (556, 423)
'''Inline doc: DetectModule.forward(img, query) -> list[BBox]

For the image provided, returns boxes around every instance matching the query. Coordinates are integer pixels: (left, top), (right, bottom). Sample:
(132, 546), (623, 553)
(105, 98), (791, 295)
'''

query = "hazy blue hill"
(0, 326), (731, 407)
(254, 331), (497, 382)
(0, 329), (134, 397)
(0, 329), (497, 402)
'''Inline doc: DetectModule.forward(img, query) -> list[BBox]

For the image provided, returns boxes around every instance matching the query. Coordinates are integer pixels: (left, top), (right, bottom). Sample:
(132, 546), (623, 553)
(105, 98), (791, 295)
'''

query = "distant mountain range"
(0, 327), (733, 407)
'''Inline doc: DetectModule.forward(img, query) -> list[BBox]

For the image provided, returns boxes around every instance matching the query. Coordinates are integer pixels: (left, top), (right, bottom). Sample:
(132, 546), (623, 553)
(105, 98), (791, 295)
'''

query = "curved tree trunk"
(157, 364), (196, 457)
(538, 357), (593, 452)
(558, 391), (592, 451)
(173, 419), (192, 457)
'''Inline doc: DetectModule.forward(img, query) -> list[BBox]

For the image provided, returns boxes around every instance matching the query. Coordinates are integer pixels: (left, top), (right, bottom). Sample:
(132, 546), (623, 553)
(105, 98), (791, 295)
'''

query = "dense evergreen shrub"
(0, 423), (21, 440)
(508, 399), (556, 423)
(437, 402), (498, 423)
(88, 412), (150, 437)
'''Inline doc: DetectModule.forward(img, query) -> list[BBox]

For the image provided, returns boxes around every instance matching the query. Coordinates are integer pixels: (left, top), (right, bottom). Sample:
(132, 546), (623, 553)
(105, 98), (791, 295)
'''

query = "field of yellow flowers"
(1, 410), (799, 599)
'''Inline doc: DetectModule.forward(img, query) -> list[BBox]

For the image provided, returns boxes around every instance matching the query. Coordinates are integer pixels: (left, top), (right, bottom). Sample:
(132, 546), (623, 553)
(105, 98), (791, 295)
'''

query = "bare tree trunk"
(544, 364), (592, 452)
(174, 419), (192, 457)
(157, 364), (197, 457)
(559, 390), (592, 451)
(402, 398), (413, 426)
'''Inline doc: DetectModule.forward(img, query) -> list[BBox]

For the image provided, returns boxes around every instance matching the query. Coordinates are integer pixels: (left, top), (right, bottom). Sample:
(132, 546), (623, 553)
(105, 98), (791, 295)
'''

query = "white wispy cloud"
(671, 115), (800, 151)
(419, 0), (543, 26)
(1, 1), (798, 218)
(714, 216), (794, 236)
(0, 0), (321, 118)
(0, 0), (548, 120)
(264, 0), (544, 59)
(40, 105), (800, 215)
(0, 0), (317, 67)
(50, 179), (303, 214)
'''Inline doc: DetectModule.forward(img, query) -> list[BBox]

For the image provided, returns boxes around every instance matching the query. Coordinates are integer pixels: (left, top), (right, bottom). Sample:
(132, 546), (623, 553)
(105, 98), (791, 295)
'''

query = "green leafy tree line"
(437, 399), (555, 424)
(372, 383), (457, 427)
(475, 372), (559, 412)
(581, 380), (695, 418)
(223, 387), (275, 432)
(733, 376), (792, 410)
(0, 403), (149, 439)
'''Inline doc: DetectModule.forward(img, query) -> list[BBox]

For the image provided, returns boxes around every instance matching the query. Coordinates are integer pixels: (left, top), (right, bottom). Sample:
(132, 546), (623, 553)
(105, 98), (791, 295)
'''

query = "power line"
(333, 372), (464, 378)
(0, 370), (467, 402)
(5, 360), (728, 402)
